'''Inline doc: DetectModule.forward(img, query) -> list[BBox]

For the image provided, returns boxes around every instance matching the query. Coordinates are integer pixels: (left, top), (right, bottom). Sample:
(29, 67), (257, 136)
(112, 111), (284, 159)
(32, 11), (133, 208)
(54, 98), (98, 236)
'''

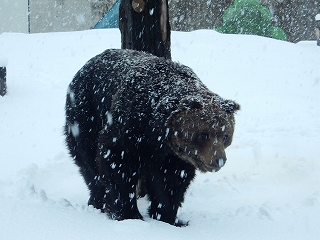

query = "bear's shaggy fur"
(64, 49), (240, 226)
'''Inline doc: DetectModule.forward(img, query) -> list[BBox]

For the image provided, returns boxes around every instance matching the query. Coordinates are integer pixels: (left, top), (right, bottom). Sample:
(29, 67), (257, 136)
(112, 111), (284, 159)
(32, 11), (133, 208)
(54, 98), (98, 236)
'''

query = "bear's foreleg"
(146, 154), (195, 226)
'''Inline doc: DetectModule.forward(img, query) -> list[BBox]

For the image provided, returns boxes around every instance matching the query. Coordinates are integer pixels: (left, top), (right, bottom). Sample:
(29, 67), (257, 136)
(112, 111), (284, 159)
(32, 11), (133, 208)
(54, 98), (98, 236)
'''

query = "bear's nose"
(206, 157), (227, 172)
(216, 157), (227, 168)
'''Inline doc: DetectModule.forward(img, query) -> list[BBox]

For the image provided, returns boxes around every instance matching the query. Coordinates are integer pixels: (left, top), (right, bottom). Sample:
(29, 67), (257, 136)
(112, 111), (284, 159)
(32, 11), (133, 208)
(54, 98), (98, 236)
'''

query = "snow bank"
(0, 29), (320, 240)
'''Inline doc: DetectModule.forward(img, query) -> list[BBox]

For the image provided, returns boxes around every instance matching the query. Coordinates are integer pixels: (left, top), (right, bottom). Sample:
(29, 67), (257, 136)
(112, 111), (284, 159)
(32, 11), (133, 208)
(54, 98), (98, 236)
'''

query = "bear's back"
(92, 49), (209, 109)
(67, 49), (214, 136)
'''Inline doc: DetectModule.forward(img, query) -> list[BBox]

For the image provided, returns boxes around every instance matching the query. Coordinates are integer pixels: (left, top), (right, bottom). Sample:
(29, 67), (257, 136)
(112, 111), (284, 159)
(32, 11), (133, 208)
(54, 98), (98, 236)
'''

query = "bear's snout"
(205, 156), (227, 172)
(217, 157), (226, 168)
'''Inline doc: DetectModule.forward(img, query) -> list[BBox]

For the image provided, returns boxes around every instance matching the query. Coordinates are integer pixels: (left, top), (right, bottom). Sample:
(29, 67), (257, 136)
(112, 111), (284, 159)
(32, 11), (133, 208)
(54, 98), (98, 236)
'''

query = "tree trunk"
(316, 20), (320, 46)
(0, 67), (6, 96)
(119, 0), (171, 60)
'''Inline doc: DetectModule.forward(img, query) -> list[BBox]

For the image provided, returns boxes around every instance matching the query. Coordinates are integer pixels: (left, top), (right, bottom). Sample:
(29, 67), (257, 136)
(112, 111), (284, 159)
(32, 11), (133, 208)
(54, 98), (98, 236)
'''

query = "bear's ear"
(220, 99), (240, 113)
(180, 97), (203, 110)
(165, 97), (203, 127)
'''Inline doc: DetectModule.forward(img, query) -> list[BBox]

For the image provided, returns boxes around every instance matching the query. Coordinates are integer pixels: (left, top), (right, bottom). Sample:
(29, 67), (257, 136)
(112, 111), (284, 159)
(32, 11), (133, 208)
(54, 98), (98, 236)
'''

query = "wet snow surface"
(1, 29), (320, 239)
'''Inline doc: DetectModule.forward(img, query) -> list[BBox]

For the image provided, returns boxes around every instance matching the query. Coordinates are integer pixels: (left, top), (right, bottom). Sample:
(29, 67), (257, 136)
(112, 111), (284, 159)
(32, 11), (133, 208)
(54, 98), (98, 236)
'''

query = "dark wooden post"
(119, 0), (171, 60)
(0, 67), (6, 96)
(316, 16), (320, 46)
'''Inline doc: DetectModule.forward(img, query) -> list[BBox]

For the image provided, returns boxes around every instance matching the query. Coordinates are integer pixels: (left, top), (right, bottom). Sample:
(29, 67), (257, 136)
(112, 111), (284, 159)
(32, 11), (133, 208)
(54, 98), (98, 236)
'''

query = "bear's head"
(166, 96), (240, 172)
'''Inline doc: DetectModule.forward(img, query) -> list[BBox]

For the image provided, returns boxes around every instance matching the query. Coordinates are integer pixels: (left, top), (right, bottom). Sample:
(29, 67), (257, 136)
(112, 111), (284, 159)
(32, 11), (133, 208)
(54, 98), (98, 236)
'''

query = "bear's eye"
(223, 134), (229, 145)
(199, 133), (209, 140)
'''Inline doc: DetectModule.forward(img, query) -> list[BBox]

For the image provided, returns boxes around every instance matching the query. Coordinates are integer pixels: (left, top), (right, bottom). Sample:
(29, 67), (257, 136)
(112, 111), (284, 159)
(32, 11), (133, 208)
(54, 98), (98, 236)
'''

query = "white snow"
(70, 122), (80, 137)
(316, 14), (320, 21)
(104, 150), (111, 159)
(180, 170), (186, 178)
(106, 111), (113, 125)
(111, 162), (116, 169)
(0, 54), (8, 67)
(1, 29), (320, 240)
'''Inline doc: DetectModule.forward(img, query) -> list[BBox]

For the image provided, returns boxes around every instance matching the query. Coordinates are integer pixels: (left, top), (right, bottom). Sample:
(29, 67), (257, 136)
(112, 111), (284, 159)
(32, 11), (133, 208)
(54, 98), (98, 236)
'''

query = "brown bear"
(64, 49), (240, 226)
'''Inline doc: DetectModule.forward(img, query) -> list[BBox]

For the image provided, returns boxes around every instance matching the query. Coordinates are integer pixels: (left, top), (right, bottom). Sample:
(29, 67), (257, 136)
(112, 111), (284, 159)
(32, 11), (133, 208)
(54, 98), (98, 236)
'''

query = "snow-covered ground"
(1, 29), (320, 240)
(0, 55), (8, 67)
